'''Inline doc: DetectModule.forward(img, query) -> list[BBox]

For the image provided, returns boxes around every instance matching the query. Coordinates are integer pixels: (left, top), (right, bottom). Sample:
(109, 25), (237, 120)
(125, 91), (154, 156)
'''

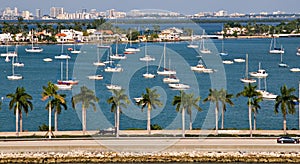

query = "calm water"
(1, 32), (300, 132)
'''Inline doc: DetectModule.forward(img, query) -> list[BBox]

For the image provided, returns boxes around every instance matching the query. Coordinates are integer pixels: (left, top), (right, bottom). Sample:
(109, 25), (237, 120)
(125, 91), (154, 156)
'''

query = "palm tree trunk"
(215, 106), (218, 135)
(253, 111), (256, 131)
(248, 103), (252, 137)
(55, 110), (58, 131)
(48, 103), (52, 139)
(283, 114), (287, 135)
(221, 108), (224, 129)
(147, 105), (151, 135)
(16, 103), (19, 136)
(189, 113), (192, 130)
(19, 111), (23, 133)
(82, 107), (86, 135)
(116, 106), (120, 138)
(115, 112), (117, 133)
(182, 108), (185, 137)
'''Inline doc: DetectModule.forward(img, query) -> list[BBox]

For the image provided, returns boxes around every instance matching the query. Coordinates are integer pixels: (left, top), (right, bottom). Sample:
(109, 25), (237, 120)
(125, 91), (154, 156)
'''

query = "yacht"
(249, 62), (268, 78)
(168, 83), (190, 90)
(106, 84), (122, 90)
(140, 55), (155, 62)
(55, 84), (72, 90)
(163, 75), (180, 83)
(222, 60), (234, 64)
(290, 68), (300, 72)
(233, 58), (245, 63)
(190, 57), (214, 73)
(88, 75), (103, 80)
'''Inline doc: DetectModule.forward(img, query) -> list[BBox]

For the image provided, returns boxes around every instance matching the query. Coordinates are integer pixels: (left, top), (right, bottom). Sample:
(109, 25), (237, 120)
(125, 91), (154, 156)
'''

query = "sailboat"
(55, 41), (70, 59)
(93, 46), (106, 66)
(219, 38), (228, 56)
(7, 47), (22, 81)
(278, 52), (288, 67)
(256, 78), (277, 100)
(240, 54), (256, 83)
(157, 43), (176, 76)
(124, 30), (140, 53)
(57, 58), (79, 85)
(139, 41), (155, 61)
(110, 37), (127, 60)
(70, 41), (81, 54)
(187, 31), (198, 48)
(55, 62), (72, 90)
(97, 31), (110, 49)
(250, 62), (268, 78)
(12, 46), (24, 67)
(104, 47), (123, 72)
(25, 30), (43, 53)
(1, 41), (17, 57)
(199, 30), (211, 54)
(269, 36), (284, 54)
(142, 43), (155, 78)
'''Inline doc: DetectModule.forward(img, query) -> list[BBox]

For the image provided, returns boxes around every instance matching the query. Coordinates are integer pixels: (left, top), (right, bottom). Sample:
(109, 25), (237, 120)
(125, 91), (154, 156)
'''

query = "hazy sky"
(1, 0), (299, 15)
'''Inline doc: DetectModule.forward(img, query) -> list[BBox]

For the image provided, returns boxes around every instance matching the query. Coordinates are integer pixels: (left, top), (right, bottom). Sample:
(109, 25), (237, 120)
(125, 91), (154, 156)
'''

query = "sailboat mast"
(12, 56), (14, 76)
(163, 43), (166, 69)
(60, 62), (63, 80)
(66, 58), (68, 80)
(245, 54), (248, 78)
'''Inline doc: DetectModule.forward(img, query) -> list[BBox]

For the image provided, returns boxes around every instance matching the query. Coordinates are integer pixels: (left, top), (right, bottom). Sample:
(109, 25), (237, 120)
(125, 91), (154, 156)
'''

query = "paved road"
(0, 138), (298, 153)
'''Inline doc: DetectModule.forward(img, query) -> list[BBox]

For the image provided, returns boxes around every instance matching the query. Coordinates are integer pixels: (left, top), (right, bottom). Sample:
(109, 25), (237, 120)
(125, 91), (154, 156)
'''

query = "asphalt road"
(0, 138), (299, 153)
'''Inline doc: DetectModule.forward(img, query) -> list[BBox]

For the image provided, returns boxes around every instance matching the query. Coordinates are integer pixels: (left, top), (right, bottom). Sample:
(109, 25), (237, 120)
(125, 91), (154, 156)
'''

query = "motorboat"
(257, 90), (277, 100)
(143, 73), (155, 79)
(55, 84), (72, 90)
(88, 75), (103, 80)
(222, 60), (234, 64)
(290, 68), (300, 72)
(54, 54), (71, 59)
(233, 58), (245, 63)
(106, 84), (122, 90)
(249, 62), (268, 78)
(163, 75), (180, 83)
(110, 53), (127, 60)
(43, 58), (53, 62)
(168, 83), (190, 90)
(13, 62), (24, 67)
(140, 55), (155, 62)
(191, 57), (214, 73)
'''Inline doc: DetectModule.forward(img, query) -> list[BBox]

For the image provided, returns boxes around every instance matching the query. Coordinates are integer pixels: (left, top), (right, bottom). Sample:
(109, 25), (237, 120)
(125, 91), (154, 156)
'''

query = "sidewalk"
(0, 130), (298, 137)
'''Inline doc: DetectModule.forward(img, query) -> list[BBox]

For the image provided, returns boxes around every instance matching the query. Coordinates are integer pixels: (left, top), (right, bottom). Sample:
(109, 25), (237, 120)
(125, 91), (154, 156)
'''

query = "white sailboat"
(187, 31), (198, 48)
(219, 38), (228, 56)
(93, 46), (106, 66)
(256, 78), (277, 100)
(269, 36), (284, 54)
(168, 83), (190, 90)
(106, 84), (122, 90)
(104, 47), (123, 72)
(88, 74), (103, 80)
(70, 41), (81, 54)
(97, 31), (110, 49)
(157, 43), (176, 76)
(278, 52), (288, 67)
(249, 62), (268, 78)
(200, 30), (211, 54)
(110, 38), (127, 60)
(124, 30), (140, 53)
(139, 41), (155, 62)
(13, 46), (24, 67)
(240, 54), (256, 83)
(7, 56), (23, 80)
(25, 30), (43, 53)
(55, 41), (70, 59)
(1, 41), (17, 57)
(142, 42), (155, 78)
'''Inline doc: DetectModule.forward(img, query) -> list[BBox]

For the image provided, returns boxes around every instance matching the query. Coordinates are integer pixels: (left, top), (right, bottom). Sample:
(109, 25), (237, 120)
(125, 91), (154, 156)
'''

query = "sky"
(1, 0), (299, 15)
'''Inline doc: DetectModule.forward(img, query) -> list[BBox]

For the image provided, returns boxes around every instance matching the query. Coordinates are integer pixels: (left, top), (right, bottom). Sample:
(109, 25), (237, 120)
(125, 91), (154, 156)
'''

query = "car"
(277, 136), (299, 144)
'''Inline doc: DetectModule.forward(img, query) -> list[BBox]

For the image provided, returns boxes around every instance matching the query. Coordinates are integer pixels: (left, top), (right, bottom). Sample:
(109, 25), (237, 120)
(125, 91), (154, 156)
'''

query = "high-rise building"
(50, 7), (64, 18)
(36, 9), (41, 18)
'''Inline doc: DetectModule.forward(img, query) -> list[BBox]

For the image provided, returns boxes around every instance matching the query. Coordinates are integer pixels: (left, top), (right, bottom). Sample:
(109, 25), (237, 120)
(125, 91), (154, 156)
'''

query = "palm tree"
(107, 89), (130, 138)
(251, 97), (263, 130)
(42, 81), (65, 139)
(137, 88), (162, 135)
(219, 89), (234, 129)
(72, 86), (99, 135)
(6, 87), (33, 136)
(203, 88), (221, 135)
(236, 84), (261, 137)
(172, 91), (202, 137)
(274, 85), (298, 135)
(46, 94), (67, 131)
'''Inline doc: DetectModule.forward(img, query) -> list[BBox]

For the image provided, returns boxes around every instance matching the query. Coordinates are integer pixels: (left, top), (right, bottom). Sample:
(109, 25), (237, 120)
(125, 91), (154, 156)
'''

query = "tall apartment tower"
(50, 7), (64, 18)
(36, 9), (41, 18)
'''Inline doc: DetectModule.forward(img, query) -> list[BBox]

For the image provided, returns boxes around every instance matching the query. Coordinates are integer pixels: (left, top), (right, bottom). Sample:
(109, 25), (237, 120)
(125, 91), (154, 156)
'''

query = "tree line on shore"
(1, 81), (298, 138)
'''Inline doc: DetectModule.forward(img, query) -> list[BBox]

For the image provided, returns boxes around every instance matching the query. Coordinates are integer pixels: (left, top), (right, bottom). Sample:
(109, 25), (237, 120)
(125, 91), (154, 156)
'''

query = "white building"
(0, 33), (13, 42)
(56, 29), (83, 42)
(159, 27), (183, 41)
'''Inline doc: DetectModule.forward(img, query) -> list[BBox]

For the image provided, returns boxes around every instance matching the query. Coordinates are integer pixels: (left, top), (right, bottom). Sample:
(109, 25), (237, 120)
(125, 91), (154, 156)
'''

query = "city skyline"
(1, 0), (299, 15)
